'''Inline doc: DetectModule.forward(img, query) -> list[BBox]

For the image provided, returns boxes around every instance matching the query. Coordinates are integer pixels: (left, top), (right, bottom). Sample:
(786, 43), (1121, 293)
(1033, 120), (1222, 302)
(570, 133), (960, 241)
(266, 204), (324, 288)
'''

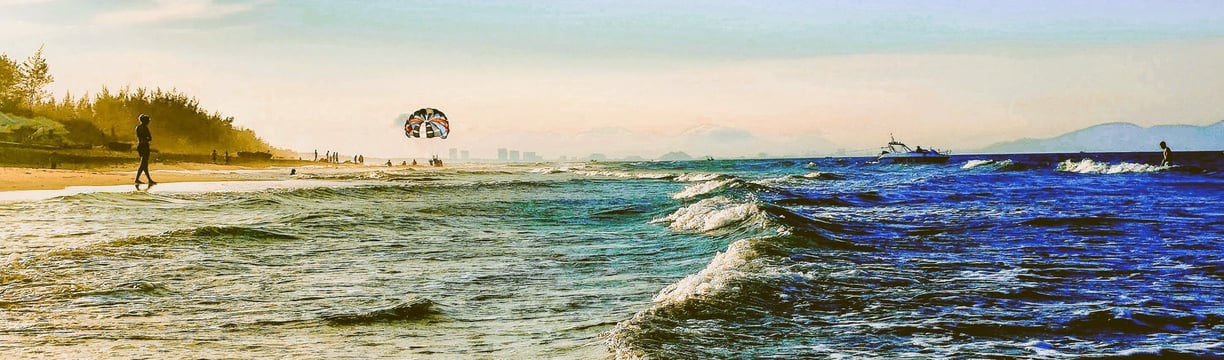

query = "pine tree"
(0, 53), (20, 112)
(17, 44), (54, 110)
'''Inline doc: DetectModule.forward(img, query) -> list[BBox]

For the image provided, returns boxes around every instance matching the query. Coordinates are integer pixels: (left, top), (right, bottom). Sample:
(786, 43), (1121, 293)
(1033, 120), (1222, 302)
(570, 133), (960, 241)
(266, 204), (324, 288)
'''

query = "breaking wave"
(675, 173), (725, 182)
(803, 171), (844, 180)
(671, 179), (741, 200)
(651, 196), (769, 234)
(569, 169), (676, 180)
(1057, 159), (1168, 174)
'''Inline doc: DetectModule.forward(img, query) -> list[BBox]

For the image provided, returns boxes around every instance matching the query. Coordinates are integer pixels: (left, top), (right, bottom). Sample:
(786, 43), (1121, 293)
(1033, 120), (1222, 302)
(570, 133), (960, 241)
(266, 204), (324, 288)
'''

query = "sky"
(2, 0), (1224, 159)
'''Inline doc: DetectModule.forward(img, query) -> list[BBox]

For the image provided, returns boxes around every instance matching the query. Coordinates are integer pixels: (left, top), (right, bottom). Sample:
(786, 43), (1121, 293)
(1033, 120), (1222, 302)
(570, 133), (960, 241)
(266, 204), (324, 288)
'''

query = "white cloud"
(93, 0), (266, 26)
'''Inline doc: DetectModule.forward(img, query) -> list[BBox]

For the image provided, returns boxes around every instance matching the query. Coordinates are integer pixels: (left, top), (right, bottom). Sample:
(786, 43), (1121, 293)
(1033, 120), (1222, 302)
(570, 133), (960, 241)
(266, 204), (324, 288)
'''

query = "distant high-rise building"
(498, 148), (508, 161)
(523, 152), (541, 162)
(461, 150), (469, 160)
(449, 148), (458, 160)
(509, 150), (520, 162)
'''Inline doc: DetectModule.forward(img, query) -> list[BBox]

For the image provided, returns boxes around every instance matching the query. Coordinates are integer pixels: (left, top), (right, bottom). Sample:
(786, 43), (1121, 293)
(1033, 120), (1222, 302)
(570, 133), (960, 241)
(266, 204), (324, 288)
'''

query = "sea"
(2, 152), (1222, 359)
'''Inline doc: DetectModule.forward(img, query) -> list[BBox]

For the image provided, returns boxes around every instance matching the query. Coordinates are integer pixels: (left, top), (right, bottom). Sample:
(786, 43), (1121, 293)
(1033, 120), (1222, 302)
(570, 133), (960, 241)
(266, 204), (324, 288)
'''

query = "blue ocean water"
(2, 152), (1222, 358)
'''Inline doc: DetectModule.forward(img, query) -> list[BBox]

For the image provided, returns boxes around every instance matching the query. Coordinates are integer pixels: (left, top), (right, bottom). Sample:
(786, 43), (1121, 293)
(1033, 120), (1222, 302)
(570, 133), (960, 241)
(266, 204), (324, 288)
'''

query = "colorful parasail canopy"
(404, 108), (450, 139)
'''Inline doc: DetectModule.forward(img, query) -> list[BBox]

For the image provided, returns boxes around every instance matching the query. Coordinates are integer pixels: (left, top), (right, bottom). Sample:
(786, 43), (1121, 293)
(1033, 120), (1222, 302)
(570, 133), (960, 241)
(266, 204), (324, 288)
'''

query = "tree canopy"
(0, 46), (276, 155)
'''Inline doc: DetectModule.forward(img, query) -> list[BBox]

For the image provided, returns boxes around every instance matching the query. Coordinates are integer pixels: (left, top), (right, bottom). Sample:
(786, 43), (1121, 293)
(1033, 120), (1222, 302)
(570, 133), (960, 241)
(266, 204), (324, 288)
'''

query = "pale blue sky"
(3, 0), (1224, 158)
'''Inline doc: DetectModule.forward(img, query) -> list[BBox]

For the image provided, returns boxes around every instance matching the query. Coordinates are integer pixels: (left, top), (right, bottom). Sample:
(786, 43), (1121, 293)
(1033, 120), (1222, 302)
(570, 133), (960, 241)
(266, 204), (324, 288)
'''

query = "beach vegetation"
(0, 54), (21, 112)
(0, 46), (286, 167)
(15, 45), (54, 111)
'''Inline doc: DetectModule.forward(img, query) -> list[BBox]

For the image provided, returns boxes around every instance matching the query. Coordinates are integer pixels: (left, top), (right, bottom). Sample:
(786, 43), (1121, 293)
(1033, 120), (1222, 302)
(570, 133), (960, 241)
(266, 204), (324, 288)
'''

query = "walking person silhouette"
(134, 113), (156, 185)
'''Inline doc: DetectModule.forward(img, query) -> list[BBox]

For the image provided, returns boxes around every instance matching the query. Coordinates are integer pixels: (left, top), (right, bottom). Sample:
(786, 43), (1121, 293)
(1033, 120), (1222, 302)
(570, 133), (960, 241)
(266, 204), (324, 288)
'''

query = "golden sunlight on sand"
(0, 165), (242, 191)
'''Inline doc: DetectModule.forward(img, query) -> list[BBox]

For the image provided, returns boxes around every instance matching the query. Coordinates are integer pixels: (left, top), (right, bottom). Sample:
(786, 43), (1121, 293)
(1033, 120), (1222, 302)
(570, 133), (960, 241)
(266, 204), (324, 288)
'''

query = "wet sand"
(0, 164), (271, 192)
(0, 162), (477, 192)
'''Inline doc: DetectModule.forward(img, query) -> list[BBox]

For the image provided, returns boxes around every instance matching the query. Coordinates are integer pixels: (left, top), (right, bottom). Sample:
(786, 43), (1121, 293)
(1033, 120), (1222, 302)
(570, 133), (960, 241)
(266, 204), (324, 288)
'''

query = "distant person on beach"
(1159, 141), (1172, 166)
(212, 149), (217, 164)
(134, 114), (156, 185)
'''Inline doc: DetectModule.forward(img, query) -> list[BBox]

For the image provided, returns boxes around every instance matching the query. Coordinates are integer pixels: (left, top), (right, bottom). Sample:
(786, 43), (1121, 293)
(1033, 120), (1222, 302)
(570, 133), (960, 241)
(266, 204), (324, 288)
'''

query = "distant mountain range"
(977, 120), (1224, 154)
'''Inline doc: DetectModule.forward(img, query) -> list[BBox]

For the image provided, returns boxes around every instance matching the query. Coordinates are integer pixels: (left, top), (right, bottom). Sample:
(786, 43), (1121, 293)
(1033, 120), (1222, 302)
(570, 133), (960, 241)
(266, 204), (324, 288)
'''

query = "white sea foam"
(942, 267), (1027, 283)
(542, 165), (598, 174)
(961, 159), (1013, 170)
(528, 167), (564, 174)
(671, 178), (739, 200)
(571, 170), (673, 179)
(1022, 340), (1066, 358)
(651, 238), (757, 306)
(676, 173), (721, 182)
(633, 172), (675, 179)
(752, 175), (798, 187)
(652, 196), (762, 233)
(1056, 159), (1167, 174)
(802, 171), (845, 180)
(962, 159), (992, 169)
(605, 237), (768, 358)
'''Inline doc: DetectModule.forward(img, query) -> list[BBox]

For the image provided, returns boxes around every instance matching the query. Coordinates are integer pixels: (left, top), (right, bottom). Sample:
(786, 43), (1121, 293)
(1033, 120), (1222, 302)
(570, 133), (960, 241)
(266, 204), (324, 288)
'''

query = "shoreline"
(0, 161), (501, 192)
(0, 162), (305, 192)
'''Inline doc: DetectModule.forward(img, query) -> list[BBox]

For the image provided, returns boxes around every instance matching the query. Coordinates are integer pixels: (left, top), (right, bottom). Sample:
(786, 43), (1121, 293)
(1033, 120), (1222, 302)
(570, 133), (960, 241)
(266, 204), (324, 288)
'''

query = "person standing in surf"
(1159, 141), (1172, 166)
(134, 113), (156, 185)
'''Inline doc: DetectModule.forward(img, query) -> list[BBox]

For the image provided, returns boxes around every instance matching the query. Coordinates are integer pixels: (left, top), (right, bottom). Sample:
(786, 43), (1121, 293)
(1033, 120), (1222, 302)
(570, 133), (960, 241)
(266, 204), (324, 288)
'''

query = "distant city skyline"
(3, 1), (1224, 158)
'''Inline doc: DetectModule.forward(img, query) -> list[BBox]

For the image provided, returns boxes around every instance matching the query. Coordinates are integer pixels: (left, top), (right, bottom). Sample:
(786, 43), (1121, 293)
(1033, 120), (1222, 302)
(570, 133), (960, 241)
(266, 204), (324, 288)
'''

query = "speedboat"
(874, 136), (949, 164)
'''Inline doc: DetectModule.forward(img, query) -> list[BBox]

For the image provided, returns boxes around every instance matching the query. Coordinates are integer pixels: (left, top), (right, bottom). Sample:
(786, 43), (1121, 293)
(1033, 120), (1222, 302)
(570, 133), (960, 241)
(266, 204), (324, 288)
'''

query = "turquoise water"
(2, 153), (1223, 358)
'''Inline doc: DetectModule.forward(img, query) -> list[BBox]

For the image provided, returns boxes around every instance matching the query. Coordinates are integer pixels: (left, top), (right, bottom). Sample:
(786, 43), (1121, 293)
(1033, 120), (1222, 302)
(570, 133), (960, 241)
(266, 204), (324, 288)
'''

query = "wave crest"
(321, 298), (435, 325)
(961, 159), (1031, 171)
(675, 173), (724, 182)
(962, 159), (1014, 170)
(672, 179), (741, 200)
(571, 169), (675, 179)
(604, 237), (778, 359)
(803, 172), (844, 180)
(652, 197), (767, 234)
(1057, 159), (1167, 174)
(651, 239), (760, 308)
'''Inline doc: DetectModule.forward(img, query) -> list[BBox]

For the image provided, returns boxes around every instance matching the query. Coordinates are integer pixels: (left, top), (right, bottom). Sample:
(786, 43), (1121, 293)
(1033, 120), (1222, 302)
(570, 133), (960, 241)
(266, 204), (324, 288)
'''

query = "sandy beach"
(0, 163), (287, 192)
(0, 162), (478, 192)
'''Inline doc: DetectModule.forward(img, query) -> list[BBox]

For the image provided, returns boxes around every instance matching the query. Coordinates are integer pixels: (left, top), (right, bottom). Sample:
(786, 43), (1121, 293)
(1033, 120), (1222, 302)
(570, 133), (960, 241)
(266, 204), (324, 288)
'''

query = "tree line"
(0, 45), (275, 155)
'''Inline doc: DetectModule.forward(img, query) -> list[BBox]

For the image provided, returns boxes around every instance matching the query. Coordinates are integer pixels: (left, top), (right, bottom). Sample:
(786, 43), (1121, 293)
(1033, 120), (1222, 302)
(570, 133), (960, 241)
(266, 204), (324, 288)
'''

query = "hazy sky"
(3, 0), (1224, 159)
